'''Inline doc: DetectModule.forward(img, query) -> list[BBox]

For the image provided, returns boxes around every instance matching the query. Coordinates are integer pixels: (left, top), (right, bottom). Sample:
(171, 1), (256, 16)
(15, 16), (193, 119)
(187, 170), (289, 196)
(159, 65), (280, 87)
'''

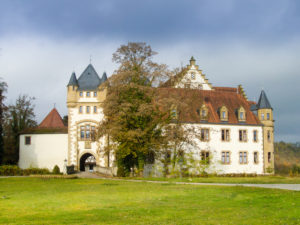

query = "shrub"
(52, 165), (61, 174)
(0, 165), (51, 176)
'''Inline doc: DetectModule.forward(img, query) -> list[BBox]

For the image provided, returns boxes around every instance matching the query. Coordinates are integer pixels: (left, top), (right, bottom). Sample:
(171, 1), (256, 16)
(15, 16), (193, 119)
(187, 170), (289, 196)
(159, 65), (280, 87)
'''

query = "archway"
(79, 153), (96, 172)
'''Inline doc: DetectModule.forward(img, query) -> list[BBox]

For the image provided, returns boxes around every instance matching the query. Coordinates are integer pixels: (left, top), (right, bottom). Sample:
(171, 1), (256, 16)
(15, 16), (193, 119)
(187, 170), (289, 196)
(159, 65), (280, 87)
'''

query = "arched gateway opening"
(79, 153), (96, 172)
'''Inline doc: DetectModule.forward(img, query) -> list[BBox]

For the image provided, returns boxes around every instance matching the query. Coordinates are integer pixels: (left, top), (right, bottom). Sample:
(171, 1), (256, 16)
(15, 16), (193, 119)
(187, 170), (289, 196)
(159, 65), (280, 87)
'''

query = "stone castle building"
(19, 58), (274, 175)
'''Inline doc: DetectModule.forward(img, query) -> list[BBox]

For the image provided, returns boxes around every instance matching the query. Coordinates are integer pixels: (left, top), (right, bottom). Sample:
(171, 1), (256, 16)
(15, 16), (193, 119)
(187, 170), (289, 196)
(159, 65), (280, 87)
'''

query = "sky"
(0, 0), (299, 142)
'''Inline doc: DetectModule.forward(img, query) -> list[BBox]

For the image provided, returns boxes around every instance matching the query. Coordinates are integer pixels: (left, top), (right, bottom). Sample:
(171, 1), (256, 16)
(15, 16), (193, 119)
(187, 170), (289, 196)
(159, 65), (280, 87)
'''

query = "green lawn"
(126, 175), (300, 184)
(0, 178), (299, 225)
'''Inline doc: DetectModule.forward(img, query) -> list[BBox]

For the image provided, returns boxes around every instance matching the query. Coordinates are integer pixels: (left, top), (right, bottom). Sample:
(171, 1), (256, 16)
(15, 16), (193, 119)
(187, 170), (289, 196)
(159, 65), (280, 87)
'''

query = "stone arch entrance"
(79, 153), (96, 172)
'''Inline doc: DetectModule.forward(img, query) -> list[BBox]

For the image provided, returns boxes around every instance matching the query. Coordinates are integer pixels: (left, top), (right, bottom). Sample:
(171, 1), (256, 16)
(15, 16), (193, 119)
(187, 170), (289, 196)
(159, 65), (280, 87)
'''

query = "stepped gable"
(157, 87), (261, 125)
(38, 108), (66, 128)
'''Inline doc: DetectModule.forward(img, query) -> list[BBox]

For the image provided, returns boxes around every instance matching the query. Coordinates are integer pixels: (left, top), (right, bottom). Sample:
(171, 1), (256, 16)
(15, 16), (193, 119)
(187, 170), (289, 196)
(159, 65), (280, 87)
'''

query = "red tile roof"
(156, 88), (261, 125)
(38, 108), (66, 128)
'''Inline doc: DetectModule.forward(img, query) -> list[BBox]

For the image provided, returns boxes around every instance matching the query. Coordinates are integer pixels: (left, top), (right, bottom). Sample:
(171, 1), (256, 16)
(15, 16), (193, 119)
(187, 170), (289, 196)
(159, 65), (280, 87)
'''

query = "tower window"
(79, 106), (83, 113)
(254, 152), (258, 164)
(261, 113), (264, 120)
(80, 92), (83, 97)
(80, 125), (96, 141)
(268, 152), (271, 163)
(86, 92), (90, 97)
(86, 106), (90, 114)
(267, 113), (270, 120)
(94, 106), (97, 113)
(94, 91), (97, 97)
(267, 130), (271, 142)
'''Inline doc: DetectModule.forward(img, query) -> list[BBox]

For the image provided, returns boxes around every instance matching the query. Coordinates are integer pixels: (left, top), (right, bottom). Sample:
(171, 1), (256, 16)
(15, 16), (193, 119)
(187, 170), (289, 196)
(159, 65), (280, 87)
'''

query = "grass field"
(0, 178), (299, 224)
(126, 175), (300, 184)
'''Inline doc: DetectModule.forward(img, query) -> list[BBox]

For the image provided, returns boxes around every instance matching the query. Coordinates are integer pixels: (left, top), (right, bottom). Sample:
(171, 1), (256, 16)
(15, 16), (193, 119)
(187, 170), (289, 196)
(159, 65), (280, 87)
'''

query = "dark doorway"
(79, 153), (96, 172)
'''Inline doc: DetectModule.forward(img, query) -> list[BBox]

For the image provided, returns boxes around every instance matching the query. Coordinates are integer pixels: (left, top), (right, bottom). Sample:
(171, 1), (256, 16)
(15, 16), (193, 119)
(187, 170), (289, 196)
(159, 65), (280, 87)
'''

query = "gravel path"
(76, 172), (300, 191)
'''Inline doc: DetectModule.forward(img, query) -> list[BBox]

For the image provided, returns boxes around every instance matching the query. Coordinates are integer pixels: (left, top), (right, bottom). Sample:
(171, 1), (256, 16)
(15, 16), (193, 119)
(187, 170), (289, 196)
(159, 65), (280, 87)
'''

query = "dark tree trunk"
(0, 90), (4, 165)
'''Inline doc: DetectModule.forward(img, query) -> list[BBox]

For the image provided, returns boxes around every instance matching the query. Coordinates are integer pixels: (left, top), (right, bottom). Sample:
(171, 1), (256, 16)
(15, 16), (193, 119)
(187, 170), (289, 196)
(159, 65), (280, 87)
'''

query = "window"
(25, 136), (31, 145)
(200, 151), (210, 164)
(220, 106), (228, 121)
(267, 113), (270, 120)
(80, 92), (83, 97)
(200, 104), (208, 120)
(80, 124), (96, 141)
(238, 106), (246, 122)
(254, 152), (258, 164)
(86, 92), (90, 97)
(191, 72), (195, 79)
(94, 106), (97, 113)
(184, 83), (190, 89)
(200, 128), (209, 141)
(79, 106), (83, 113)
(268, 152), (271, 163)
(239, 151), (248, 164)
(253, 130), (258, 142)
(221, 151), (230, 164)
(221, 129), (230, 142)
(80, 126), (85, 139)
(239, 130), (247, 142)
(94, 91), (97, 97)
(86, 106), (90, 114)
(261, 113), (264, 120)
(267, 130), (271, 142)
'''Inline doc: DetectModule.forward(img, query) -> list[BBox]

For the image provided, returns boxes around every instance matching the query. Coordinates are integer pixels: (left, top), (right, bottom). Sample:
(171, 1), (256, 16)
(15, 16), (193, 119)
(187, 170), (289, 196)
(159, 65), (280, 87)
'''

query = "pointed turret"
(77, 64), (101, 90)
(257, 90), (272, 109)
(67, 72), (78, 86)
(101, 72), (108, 82)
(257, 89), (274, 174)
(38, 108), (65, 128)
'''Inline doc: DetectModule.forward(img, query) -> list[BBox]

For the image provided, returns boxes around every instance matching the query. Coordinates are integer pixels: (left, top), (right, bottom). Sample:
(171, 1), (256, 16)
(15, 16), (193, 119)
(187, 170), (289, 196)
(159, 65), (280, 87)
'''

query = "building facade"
(19, 58), (274, 175)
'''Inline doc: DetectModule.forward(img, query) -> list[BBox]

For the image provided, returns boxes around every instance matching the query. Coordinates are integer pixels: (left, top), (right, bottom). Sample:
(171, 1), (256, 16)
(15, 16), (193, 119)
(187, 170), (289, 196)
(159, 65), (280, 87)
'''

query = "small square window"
(25, 136), (31, 145)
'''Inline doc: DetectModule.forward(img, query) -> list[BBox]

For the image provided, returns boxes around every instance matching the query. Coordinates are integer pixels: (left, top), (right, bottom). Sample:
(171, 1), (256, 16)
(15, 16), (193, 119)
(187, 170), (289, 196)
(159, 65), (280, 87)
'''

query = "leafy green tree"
(0, 78), (7, 165)
(98, 42), (171, 176)
(3, 95), (37, 164)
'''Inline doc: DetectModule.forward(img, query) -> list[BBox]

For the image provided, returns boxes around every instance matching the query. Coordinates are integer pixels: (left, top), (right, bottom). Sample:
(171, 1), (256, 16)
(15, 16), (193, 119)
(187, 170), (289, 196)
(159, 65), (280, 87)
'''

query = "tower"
(66, 64), (108, 171)
(257, 90), (274, 173)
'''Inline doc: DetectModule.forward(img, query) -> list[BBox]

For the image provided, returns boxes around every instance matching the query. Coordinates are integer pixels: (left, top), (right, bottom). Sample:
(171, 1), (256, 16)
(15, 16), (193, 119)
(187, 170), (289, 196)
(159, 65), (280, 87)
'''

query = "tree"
(3, 95), (37, 164)
(0, 78), (7, 165)
(98, 42), (171, 176)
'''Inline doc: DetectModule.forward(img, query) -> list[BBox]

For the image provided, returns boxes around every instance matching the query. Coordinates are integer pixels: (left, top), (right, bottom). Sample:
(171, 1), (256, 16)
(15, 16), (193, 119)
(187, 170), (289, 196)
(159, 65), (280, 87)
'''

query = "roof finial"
(54, 103), (56, 108)
(190, 56), (196, 66)
(89, 54), (92, 64)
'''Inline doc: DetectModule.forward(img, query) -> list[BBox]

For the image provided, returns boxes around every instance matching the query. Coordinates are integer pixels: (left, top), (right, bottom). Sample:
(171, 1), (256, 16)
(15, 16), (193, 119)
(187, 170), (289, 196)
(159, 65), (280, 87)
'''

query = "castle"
(19, 58), (274, 175)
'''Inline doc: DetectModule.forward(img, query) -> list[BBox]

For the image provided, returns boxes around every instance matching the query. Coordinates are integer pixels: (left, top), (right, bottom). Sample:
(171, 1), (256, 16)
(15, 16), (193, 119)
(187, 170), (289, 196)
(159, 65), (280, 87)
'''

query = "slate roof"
(156, 88), (261, 125)
(38, 108), (66, 128)
(77, 64), (102, 90)
(257, 90), (272, 109)
(67, 72), (78, 86)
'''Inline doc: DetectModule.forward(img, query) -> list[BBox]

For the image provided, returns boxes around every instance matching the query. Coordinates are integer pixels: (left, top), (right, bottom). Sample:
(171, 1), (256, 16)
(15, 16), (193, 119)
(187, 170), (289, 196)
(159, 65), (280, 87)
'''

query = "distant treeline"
(275, 142), (300, 175)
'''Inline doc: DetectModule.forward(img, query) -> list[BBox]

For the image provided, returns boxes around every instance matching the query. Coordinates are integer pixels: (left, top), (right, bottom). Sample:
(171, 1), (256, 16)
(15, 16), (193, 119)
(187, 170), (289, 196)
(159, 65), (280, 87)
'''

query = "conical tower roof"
(77, 64), (102, 90)
(38, 108), (65, 128)
(67, 72), (78, 86)
(257, 90), (272, 109)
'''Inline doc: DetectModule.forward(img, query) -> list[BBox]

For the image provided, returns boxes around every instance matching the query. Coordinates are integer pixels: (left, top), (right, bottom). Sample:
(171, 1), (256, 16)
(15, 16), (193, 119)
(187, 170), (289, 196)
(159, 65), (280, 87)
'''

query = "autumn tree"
(3, 95), (37, 164)
(98, 42), (171, 176)
(0, 78), (7, 165)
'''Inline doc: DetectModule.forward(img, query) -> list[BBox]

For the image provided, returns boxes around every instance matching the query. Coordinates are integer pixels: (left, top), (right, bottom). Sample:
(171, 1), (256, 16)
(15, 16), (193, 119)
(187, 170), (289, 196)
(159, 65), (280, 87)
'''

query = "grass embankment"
(125, 175), (300, 184)
(0, 178), (299, 224)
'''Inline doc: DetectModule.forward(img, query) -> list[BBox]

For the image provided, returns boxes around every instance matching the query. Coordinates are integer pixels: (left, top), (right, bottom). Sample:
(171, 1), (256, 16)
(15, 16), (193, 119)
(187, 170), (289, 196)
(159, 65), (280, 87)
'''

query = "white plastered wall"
(182, 124), (264, 174)
(19, 134), (68, 171)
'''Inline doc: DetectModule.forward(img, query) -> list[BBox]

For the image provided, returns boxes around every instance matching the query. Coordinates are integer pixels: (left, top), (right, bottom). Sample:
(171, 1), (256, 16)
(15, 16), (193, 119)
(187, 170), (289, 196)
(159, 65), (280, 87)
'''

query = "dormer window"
(219, 106), (228, 121)
(200, 104), (208, 120)
(170, 106), (177, 120)
(237, 106), (246, 122)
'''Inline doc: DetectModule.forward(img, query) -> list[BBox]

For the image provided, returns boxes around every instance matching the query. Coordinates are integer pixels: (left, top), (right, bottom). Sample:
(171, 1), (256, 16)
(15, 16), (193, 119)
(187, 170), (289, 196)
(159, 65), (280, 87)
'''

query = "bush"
(52, 165), (61, 174)
(0, 165), (51, 176)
